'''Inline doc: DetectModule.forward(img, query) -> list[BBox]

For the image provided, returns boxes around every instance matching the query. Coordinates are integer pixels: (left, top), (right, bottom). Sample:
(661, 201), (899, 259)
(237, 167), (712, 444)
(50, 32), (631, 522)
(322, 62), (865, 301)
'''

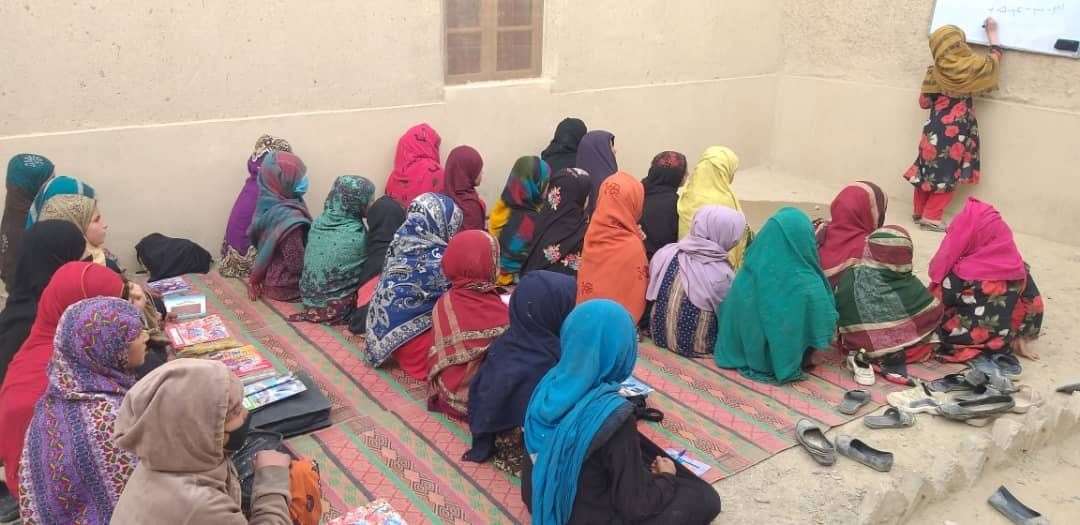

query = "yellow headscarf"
(677, 146), (749, 268)
(39, 194), (107, 265)
(921, 25), (1000, 96)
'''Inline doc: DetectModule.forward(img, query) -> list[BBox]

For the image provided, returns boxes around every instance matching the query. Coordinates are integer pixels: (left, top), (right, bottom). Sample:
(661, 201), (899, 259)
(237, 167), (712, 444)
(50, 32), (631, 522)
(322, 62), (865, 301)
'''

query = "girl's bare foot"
(1014, 337), (1040, 361)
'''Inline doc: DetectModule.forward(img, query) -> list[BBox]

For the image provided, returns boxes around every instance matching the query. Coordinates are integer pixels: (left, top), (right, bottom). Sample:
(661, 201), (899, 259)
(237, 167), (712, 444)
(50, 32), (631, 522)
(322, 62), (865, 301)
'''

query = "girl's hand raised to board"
(984, 17), (1001, 46)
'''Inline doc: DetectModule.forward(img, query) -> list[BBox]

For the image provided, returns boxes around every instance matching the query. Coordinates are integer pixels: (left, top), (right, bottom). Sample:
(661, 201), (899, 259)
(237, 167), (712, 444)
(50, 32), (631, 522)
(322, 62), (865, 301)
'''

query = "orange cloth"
(289, 458), (324, 525)
(576, 172), (649, 322)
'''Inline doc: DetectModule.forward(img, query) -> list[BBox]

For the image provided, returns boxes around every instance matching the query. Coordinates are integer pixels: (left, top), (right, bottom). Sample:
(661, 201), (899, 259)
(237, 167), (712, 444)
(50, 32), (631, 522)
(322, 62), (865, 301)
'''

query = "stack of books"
(167, 315), (230, 348)
(203, 345), (276, 385)
(145, 276), (191, 295)
(242, 373), (308, 411)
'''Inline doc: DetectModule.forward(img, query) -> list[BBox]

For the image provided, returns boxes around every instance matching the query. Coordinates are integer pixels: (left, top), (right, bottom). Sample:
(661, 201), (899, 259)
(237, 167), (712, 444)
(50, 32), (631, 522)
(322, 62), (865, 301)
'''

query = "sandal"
(918, 220), (947, 233)
(864, 407), (916, 429)
(795, 419), (836, 466)
(836, 435), (894, 472)
(847, 352), (875, 386)
(837, 389), (872, 415)
(928, 373), (973, 393)
(991, 353), (1023, 377)
(987, 486), (1048, 525)
(938, 395), (1016, 421)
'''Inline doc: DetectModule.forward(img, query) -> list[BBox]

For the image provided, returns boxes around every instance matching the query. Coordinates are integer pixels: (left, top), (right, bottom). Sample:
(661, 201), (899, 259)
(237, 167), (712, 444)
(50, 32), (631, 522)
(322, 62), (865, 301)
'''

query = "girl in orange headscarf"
(903, 18), (1003, 232)
(576, 172), (649, 323)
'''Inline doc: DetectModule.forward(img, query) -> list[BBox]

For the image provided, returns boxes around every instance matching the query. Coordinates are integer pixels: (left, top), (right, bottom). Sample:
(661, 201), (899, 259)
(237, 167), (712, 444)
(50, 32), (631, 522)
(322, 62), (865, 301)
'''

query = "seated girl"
(521, 168), (590, 277)
(835, 226), (943, 379)
(714, 208), (837, 384)
(640, 151), (688, 259)
(443, 145), (487, 231)
(111, 359), (295, 524)
(815, 181), (888, 286)
(523, 300), (722, 524)
(247, 151), (312, 302)
(38, 192), (120, 272)
(221, 134), (293, 278)
(929, 198), (1043, 361)
(677, 146), (748, 268)
(24, 174), (93, 229)
(648, 206), (746, 358)
(576, 172), (649, 323)
(348, 195), (407, 334)
(18, 297), (147, 524)
(1, 153), (54, 286)
(291, 175), (376, 324)
(0, 262), (127, 496)
(489, 156), (551, 285)
(541, 117), (587, 174)
(364, 193), (463, 380)
(384, 123), (444, 207)
(575, 130), (618, 214)
(465, 271), (577, 476)
(427, 230), (509, 420)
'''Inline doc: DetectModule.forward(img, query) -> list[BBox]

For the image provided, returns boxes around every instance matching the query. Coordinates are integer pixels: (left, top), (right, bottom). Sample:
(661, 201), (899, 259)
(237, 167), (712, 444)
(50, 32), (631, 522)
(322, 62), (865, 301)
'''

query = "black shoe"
(0, 492), (19, 523)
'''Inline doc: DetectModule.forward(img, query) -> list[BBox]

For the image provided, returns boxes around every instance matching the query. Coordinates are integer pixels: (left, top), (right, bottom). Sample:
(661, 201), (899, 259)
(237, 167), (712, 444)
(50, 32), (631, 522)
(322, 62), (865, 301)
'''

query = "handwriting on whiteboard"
(988, 4), (1065, 16)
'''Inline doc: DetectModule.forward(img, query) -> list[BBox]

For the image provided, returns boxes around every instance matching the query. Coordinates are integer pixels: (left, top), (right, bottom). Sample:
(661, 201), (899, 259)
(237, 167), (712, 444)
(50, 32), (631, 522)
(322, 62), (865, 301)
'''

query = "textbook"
(203, 346), (276, 384)
(243, 374), (307, 411)
(163, 292), (207, 320)
(167, 315), (230, 348)
(145, 276), (191, 295)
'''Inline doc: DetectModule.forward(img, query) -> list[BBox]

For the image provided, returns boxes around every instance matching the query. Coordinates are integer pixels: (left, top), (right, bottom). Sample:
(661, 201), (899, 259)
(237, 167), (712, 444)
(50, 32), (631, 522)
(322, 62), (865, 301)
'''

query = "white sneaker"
(847, 352), (876, 386)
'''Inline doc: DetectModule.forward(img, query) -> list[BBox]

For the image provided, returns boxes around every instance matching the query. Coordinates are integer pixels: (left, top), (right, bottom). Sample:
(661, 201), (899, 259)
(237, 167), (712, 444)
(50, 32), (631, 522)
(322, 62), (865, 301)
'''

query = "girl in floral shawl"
(521, 168), (590, 277)
(291, 176), (376, 324)
(365, 193), (463, 379)
(18, 297), (148, 525)
(247, 151), (312, 302)
(488, 156), (551, 285)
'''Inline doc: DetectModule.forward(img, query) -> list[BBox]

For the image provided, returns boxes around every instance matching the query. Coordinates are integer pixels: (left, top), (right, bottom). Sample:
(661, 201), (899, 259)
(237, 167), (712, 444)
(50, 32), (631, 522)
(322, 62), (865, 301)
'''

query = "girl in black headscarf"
(640, 151), (688, 259)
(0, 220), (86, 384)
(540, 118), (587, 174)
(349, 195), (408, 333)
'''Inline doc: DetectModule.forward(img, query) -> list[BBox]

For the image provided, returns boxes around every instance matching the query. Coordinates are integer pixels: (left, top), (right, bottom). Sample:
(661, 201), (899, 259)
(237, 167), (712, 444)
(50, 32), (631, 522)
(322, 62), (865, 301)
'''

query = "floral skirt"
(492, 428), (525, 478)
(935, 269), (1043, 361)
(219, 246), (257, 278)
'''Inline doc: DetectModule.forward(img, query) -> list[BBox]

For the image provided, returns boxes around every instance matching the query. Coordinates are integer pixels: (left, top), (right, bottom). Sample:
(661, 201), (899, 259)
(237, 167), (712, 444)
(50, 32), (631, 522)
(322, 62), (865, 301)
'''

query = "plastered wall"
(774, 0), (1080, 245)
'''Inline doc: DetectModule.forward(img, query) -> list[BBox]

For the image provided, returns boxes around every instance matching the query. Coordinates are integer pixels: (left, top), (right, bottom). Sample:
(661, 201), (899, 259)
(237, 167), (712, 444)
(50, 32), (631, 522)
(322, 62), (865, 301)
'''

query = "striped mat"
(185, 272), (960, 524)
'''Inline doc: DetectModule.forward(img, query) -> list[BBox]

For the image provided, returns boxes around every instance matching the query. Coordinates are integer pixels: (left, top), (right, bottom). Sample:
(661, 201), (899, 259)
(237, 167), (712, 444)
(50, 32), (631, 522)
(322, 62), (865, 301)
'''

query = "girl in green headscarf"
(290, 176), (376, 324)
(714, 207), (837, 384)
(1, 154), (55, 286)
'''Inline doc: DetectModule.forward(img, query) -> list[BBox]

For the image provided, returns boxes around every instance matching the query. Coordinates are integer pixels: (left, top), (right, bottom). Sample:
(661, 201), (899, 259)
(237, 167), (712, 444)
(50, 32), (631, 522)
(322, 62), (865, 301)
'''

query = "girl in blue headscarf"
(522, 300), (722, 525)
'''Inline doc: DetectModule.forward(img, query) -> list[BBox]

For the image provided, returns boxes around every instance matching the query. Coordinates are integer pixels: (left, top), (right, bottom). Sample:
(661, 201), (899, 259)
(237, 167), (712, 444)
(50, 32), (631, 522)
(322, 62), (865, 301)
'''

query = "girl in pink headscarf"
(384, 124), (445, 207)
(929, 198), (1043, 361)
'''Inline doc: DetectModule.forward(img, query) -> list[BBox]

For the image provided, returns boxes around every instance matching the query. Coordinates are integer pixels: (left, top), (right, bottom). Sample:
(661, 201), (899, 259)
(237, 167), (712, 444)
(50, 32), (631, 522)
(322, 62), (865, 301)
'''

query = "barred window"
(445, 0), (543, 84)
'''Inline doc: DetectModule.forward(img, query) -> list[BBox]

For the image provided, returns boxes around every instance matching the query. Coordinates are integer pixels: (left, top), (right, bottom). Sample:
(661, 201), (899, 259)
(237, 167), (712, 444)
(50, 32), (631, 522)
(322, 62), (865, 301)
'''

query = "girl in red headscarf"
(427, 230), (509, 420)
(443, 146), (486, 231)
(816, 181), (888, 287)
(384, 123), (444, 207)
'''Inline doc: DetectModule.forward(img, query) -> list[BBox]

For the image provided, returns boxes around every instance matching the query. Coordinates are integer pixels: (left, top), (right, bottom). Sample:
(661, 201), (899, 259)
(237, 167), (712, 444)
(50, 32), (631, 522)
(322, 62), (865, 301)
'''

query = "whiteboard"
(930, 0), (1080, 58)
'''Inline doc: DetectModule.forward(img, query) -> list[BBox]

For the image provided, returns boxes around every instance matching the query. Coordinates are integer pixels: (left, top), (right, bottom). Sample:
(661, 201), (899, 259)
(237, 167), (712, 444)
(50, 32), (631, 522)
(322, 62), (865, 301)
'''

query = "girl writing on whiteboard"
(904, 17), (1001, 232)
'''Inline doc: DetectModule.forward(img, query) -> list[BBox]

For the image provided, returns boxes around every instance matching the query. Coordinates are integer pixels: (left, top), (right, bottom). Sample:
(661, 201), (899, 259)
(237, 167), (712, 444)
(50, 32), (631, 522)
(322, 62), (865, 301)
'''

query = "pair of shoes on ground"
(795, 419), (893, 472)
(846, 351), (875, 386)
(888, 379), (1041, 424)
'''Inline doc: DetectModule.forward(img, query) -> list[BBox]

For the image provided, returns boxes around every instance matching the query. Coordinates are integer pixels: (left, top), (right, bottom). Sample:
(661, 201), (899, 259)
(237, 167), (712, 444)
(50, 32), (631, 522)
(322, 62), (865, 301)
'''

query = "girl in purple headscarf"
(574, 130), (618, 215)
(18, 296), (149, 524)
(646, 206), (746, 357)
(219, 135), (293, 278)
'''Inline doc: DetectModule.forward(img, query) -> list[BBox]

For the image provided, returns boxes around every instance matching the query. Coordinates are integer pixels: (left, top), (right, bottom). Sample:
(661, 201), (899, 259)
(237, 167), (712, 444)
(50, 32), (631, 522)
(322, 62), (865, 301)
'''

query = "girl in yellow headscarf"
(677, 146), (750, 268)
(903, 18), (1003, 232)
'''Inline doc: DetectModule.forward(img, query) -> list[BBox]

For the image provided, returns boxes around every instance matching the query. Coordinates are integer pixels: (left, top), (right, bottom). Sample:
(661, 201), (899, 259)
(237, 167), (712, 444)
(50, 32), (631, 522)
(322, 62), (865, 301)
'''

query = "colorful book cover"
(243, 376), (307, 411)
(243, 373), (297, 397)
(145, 277), (191, 295)
(166, 315), (230, 348)
(619, 376), (654, 397)
(163, 293), (207, 320)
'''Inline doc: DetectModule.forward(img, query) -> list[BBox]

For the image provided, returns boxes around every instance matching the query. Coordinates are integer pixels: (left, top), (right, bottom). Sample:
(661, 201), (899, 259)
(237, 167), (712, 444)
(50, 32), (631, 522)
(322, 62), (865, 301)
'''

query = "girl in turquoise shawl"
(715, 207), (838, 384)
(291, 175), (376, 324)
(247, 151), (312, 302)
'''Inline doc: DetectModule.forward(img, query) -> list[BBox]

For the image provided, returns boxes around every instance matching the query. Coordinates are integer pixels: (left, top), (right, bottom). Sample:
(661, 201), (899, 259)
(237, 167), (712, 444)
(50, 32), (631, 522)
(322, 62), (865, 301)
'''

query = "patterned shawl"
(521, 168), (590, 276)
(444, 146), (487, 231)
(364, 193), (463, 366)
(248, 151), (312, 286)
(647, 205), (746, 312)
(489, 156), (550, 281)
(524, 299), (637, 525)
(922, 25), (1000, 96)
(836, 226), (944, 358)
(25, 175), (95, 229)
(2, 154), (55, 285)
(428, 230), (509, 420)
(384, 124), (444, 207)
(222, 134), (293, 256)
(677, 146), (747, 267)
(298, 175), (375, 309)
(576, 172), (649, 322)
(714, 208), (837, 384)
(817, 181), (888, 286)
(640, 151), (688, 259)
(19, 297), (142, 525)
(465, 271), (577, 463)
(540, 118), (587, 174)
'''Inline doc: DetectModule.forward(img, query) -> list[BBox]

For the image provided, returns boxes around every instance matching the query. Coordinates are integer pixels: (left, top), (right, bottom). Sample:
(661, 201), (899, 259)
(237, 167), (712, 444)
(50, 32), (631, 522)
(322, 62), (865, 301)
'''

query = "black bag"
(135, 233), (212, 281)
(231, 429), (285, 516)
(250, 372), (332, 437)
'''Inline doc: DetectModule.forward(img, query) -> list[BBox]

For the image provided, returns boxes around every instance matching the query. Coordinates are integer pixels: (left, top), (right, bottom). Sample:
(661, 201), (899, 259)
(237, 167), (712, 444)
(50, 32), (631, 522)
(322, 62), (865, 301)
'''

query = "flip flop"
(987, 486), (1049, 525)
(918, 221), (947, 233)
(795, 419), (836, 466)
(836, 435), (894, 472)
(887, 382), (947, 414)
(991, 353), (1023, 377)
(864, 407), (916, 429)
(1056, 382), (1080, 394)
(928, 373), (972, 393)
(837, 389), (871, 415)
(938, 395), (1016, 421)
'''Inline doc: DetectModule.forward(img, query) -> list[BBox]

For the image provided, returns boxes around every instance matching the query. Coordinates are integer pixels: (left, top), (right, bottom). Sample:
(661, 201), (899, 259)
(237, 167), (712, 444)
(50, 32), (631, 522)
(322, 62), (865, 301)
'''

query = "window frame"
(444, 0), (544, 84)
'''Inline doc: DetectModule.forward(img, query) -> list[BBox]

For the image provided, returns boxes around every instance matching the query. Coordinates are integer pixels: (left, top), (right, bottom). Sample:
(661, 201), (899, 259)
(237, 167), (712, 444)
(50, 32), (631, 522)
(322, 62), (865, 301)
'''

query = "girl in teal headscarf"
(714, 207), (838, 384)
(25, 175), (94, 229)
(290, 175), (376, 324)
(2, 154), (56, 286)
